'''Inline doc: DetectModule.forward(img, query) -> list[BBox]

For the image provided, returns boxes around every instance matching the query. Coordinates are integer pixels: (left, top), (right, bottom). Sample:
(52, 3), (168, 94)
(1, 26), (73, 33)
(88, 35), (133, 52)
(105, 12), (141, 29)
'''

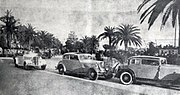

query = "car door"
(62, 54), (71, 71)
(137, 59), (160, 80)
(68, 54), (82, 73)
(128, 58), (141, 77)
(16, 56), (24, 66)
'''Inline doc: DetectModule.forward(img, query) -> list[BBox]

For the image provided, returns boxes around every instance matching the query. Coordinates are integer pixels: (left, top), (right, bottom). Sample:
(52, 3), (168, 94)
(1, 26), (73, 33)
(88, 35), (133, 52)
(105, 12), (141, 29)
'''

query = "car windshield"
(79, 54), (94, 60)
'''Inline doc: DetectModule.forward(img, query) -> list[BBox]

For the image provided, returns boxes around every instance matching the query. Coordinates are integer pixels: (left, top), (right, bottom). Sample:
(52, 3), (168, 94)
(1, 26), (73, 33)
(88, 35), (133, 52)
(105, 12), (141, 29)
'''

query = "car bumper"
(26, 64), (46, 68)
(97, 70), (106, 76)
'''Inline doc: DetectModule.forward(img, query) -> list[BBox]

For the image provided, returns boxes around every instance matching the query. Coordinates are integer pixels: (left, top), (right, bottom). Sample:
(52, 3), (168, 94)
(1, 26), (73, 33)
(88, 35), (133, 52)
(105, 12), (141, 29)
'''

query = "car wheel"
(14, 59), (19, 67)
(41, 65), (46, 70)
(58, 65), (64, 75)
(24, 62), (28, 70)
(15, 63), (18, 67)
(13, 57), (18, 67)
(88, 69), (98, 80)
(119, 71), (133, 85)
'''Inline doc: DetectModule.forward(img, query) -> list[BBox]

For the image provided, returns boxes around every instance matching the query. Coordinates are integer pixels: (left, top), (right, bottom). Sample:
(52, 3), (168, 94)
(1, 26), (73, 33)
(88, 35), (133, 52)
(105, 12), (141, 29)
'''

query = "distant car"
(41, 52), (51, 59)
(114, 56), (180, 86)
(56, 52), (107, 80)
(14, 52), (47, 70)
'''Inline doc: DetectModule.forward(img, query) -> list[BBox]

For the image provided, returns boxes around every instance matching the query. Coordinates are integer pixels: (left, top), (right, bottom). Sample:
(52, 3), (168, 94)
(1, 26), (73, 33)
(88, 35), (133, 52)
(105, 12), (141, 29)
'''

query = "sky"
(0, 0), (177, 49)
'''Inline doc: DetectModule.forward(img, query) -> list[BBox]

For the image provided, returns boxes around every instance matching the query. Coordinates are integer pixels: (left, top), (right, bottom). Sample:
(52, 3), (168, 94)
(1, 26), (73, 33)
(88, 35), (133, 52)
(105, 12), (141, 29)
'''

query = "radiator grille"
(33, 57), (38, 65)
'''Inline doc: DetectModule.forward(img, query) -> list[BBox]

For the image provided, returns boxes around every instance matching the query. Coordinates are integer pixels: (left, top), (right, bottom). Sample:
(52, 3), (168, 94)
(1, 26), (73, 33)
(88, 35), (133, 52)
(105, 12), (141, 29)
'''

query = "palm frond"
(161, 3), (173, 29)
(137, 0), (152, 13)
(172, 4), (178, 27)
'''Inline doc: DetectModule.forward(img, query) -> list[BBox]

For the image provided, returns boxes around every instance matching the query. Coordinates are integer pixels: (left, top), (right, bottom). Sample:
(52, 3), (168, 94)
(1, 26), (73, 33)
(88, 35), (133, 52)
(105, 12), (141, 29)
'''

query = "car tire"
(41, 65), (46, 70)
(15, 63), (18, 67)
(119, 71), (133, 85)
(14, 59), (19, 67)
(58, 65), (64, 75)
(88, 69), (98, 80)
(13, 57), (18, 67)
(24, 62), (28, 70)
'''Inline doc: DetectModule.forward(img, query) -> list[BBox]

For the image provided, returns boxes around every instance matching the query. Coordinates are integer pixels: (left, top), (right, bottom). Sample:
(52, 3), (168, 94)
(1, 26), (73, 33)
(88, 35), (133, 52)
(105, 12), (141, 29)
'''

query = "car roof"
(63, 52), (93, 56)
(129, 55), (166, 60)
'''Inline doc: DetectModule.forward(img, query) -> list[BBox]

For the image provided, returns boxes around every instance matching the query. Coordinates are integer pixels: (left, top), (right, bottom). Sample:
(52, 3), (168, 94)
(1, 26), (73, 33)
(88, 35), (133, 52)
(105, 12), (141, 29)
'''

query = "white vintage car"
(114, 56), (180, 86)
(14, 52), (47, 70)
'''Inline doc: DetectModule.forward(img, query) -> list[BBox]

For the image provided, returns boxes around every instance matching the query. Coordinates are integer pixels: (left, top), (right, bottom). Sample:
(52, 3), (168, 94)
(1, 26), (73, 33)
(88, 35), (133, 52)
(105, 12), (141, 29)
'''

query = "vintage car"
(14, 52), (47, 70)
(41, 52), (51, 59)
(56, 52), (107, 80)
(114, 56), (180, 86)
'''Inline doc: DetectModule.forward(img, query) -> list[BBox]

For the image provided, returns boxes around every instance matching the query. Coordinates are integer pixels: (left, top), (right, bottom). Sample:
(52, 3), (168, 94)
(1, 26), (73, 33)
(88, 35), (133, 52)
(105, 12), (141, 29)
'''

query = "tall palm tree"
(137, 0), (180, 46)
(0, 10), (19, 49)
(90, 35), (99, 53)
(0, 29), (7, 54)
(81, 35), (99, 53)
(98, 26), (115, 48)
(23, 24), (38, 50)
(114, 24), (142, 51)
(81, 36), (90, 52)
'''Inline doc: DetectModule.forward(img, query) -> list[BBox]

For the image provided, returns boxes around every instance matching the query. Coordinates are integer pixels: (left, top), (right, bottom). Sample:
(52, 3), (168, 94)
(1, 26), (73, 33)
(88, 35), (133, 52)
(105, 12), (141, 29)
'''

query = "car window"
(70, 55), (79, 60)
(63, 55), (69, 60)
(129, 58), (141, 65)
(129, 59), (135, 64)
(24, 56), (32, 60)
(135, 59), (141, 64)
(79, 55), (93, 60)
(142, 59), (159, 66)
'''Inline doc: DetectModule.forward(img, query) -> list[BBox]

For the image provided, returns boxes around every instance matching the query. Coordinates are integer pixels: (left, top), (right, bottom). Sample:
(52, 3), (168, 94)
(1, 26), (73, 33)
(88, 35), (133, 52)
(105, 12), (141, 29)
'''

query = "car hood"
(24, 53), (38, 58)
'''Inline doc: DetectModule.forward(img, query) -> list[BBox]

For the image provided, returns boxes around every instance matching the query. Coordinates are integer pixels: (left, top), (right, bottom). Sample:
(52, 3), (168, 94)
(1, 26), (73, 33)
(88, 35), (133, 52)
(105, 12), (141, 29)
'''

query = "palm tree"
(36, 30), (55, 49)
(81, 36), (90, 52)
(23, 24), (38, 50)
(137, 0), (180, 46)
(98, 26), (115, 49)
(0, 29), (7, 54)
(0, 10), (19, 49)
(114, 24), (142, 51)
(90, 35), (99, 53)
(81, 35), (99, 53)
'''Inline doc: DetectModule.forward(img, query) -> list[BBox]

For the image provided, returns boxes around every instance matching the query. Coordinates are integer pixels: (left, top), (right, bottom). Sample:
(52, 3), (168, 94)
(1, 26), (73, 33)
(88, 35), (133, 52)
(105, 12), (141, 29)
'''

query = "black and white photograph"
(0, 0), (180, 95)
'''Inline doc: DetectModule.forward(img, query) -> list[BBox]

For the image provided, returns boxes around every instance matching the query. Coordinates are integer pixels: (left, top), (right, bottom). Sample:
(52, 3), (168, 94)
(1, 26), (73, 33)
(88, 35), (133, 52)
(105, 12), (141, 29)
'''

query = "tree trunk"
(7, 34), (11, 49)
(2, 48), (5, 55)
(109, 36), (112, 48)
(124, 42), (128, 63)
(124, 42), (128, 51)
(178, 17), (180, 54)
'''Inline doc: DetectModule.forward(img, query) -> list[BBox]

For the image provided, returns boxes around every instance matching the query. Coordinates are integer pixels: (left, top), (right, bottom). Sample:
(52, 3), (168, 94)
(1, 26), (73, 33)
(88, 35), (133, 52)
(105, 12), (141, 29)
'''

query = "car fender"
(116, 68), (136, 81)
(15, 56), (24, 66)
(87, 67), (98, 74)
(24, 60), (32, 64)
(39, 59), (47, 66)
(57, 63), (66, 72)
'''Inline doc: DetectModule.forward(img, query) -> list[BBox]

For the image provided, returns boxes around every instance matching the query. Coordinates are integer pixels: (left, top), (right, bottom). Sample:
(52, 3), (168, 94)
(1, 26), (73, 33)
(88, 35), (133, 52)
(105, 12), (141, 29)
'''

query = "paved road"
(0, 56), (180, 95)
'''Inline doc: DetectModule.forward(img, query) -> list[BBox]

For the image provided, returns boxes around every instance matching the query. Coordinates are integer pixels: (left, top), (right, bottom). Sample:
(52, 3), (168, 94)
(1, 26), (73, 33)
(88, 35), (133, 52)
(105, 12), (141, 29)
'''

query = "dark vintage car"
(41, 52), (51, 59)
(112, 56), (180, 86)
(56, 52), (108, 80)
